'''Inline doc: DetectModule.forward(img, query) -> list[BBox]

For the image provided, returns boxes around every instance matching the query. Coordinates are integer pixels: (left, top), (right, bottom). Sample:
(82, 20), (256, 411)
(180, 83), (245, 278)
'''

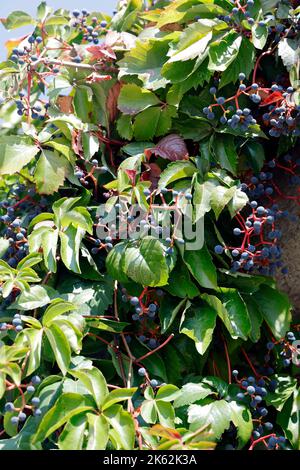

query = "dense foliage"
(0, 0), (299, 451)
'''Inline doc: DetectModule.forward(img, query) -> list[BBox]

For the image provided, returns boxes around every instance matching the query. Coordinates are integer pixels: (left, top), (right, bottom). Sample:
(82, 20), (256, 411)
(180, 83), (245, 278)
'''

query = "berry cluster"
(216, 0), (268, 35)
(265, 330), (299, 369)
(3, 375), (42, 427)
(98, 188), (192, 251)
(138, 367), (160, 388)
(0, 214), (28, 268)
(232, 370), (286, 449)
(203, 74), (300, 137)
(71, 9), (108, 47)
(120, 287), (165, 349)
(90, 235), (113, 254)
(214, 153), (300, 275)
(75, 161), (108, 188)
(15, 91), (49, 120)
(10, 36), (43, 66)
(0, 184), (49, 273)
(262, 89), (300, 137)
(0, 313), (23, 333)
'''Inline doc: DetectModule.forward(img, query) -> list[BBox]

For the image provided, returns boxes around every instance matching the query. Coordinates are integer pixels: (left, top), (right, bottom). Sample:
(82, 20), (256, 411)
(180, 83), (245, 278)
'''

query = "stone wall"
(275, 181), (300, 318)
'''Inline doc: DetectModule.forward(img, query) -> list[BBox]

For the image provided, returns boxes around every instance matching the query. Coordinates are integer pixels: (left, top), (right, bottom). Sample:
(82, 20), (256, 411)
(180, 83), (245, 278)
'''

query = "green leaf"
(202, 293), (250, 340)
(163, 262), (199, 299)
(117, 114), (133, 140)
(162, 58), (199, 84)
(10, 285), (57, 311)
(158, 161), (196, 188)
(228, 186), (249, 218)
(219, 39), (255, 88)
(168, 29), (212, 63)
(60, 206), (93, 234)
(0, 238), (9, 258)
(17, 252), (43, 270)
(58, 413), (87, 450)
(193, 180), (213, 222)
(60, 226), (85, 274)
(188, 400), (231, 439)
(123, 237), (169, 287)
(74, 86), (92, 123)
(0, 373), (5, 399)
(117, 38), (170, 91)
(213, 134), (238, 175)
(251, 285), (291, 339)
(45, 324), (71, 375)
(102, 388), (137, 410)
(277, 390), (300, 450)
(154, 1), (227, 28)
(262, 0), (279, 13)
(55, 317), (83, 354)
(159, 297), (188, 333)
(265, 375), (297, 411)
(208, 32), (242, 72)
(210, 184), (236, 219)
(133, 107), (161, 141)
(141, 399), (157, 424)
(133, 105), (176, 141)
(104, 404), (135, 450)
(174, 382), (215, 408)
(251, 23), (268, 49)
(240, 295), (263, 343)
(33, 393), (93, 443)
(156, 384), (180, 402)
(60, 277), (113, 316)
(1, 363), (21, 385)
(42, 299), (75, 326)
(86, 414), (109, 450)
(180, 301), (217, 355)
(87, 318), (129, 333)
(118, 84), (160, 115)
(278, 38), (300, 71)
(229, 401), (253, 449)
(29, 226), (58, 273)
(23, 329), (43, 375)
(106, 242), (130, 283)
(122, 141), (154, 156)
(70, 367), (108, 409)
(34, 150), (68, 194)
(82, 133), (100, 161)
(37, 2), (53, 21)
(155, 400), (175, 427)
(2, 11), (36, 30)
(183, 244), (218, 290)
(2, 280), (16, 299)
(218, 290), (251, 340)
(0, 136), (39, 175)
(52, 196), (82, 222)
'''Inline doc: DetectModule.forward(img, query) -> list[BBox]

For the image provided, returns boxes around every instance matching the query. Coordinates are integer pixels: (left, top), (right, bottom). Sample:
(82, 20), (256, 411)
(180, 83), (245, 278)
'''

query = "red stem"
(135, 334), (174, 363)
(241, 348), (259, 378)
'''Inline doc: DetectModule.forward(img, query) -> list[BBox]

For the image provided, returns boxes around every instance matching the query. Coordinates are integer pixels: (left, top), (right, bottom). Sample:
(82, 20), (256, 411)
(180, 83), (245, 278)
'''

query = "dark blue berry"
(214, 245), (224, 255)
(138, 367), (146, 376)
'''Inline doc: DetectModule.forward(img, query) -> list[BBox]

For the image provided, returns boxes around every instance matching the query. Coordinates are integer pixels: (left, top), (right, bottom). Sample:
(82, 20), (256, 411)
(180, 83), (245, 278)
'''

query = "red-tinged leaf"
(85, 73), (112, 84)
(259, 91), (283, 107)
(141, 163), (161, 189)
(57, 96), (73, 114)
(149, 134), (189, 161)
(72, 130), (83, 156)
(125, 169), (137, 185)
(87, 45), (116, 61)
(107, 82), (122, 123)
(5, 34), (28, 56)
(149, 424), (182, 440)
